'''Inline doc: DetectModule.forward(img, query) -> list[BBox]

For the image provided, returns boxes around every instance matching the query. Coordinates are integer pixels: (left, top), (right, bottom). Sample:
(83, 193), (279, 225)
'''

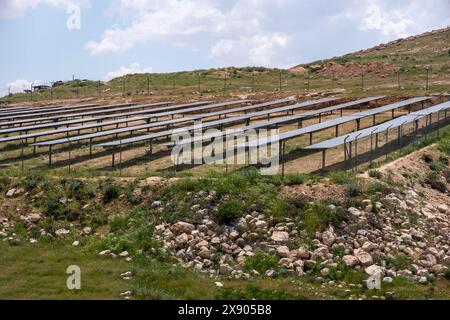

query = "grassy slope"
(0, 241), (130, 299)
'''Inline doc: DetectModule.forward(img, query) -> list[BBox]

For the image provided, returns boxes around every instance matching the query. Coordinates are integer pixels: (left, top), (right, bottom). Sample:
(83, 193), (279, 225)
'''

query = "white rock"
(119, 251), (129, 257)
(418, 277), (428, 285)
(383, 277), (393, 283)
(277, 246), (291, 258)
(266, 270), (276, 277)
(271, 231), (290, 242)
(99, 250), (111, 256)
(6, 189), (16, 197)
(72, 241), (80, 247)
(55, 228), (70, 237)
(343, 255), (359, 267)
(348, 207), (362, 217)
(215, 282), (224, 288)
(365, 265), (383, 276)
(82, 227), (92, 236)
(354, 249), (374, 266)
(437, 204), (448, 213)
(29, 238), (38, 244)
(322, 230), (336, 246)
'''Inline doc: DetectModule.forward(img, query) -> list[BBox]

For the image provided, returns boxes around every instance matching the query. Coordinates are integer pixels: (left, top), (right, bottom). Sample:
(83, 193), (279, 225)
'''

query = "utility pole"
(50, 82), (53, 100)
(30, 82), (34, 101)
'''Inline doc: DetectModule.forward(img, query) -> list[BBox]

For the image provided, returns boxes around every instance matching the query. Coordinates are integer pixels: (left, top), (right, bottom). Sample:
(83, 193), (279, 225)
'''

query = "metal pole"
(279, 70), (282, 91)
(21, 139), (24, 173)
(322, 150), (326, 170)
(119, 140), (122, 177)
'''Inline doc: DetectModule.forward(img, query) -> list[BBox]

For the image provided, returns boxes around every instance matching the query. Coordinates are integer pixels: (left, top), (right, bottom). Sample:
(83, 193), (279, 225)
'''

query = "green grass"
(0, 241), (130, 299)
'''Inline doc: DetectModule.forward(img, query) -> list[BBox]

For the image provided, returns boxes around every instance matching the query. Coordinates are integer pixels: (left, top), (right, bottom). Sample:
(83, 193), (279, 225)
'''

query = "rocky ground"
(0, 142), (449, 299)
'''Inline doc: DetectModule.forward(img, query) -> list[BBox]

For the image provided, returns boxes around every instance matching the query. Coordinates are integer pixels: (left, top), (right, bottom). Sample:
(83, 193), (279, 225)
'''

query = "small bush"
(216, 198), (245, 225)
(302, 203), (343, 236)
(345, 180), (363, 198)
(426, 172), (447, 193)
(283, 173), (307, 186)
(429, 161), (445, 173)
(389, 254), (412, 270)
(421, 154), (433, 164)
(438, 156), (449, 166)
(444, 269), (450, 280)
(23, 174), (43, 191)
(244, 251), (280, 274)
(103, 184), (120, 203)
(330, 171), (355, 185)
(365, 182), (387, 196)
(368, 170), (382, 179)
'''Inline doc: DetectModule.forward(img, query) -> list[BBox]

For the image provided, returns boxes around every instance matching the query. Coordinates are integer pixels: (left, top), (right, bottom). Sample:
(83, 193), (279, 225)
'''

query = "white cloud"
(103, 62), (152, 81)
(85, 0), (292, 67)
(7, 79), (43, 93)
(0, 0), (91, 19)
(361, 1), (414, 38)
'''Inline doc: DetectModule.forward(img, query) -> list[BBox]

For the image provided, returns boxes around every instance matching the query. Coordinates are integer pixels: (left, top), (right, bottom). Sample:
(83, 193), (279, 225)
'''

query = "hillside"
(291, 27), (450, 77)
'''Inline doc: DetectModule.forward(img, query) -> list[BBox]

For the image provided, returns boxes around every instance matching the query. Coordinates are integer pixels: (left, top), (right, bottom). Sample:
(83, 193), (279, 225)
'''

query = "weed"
(216, 198), (245, 225)
(103, 184), (120, 204)
(368, 170), (383, 179)
(301, 203), (344, 236)
(244, 251), (280, 274)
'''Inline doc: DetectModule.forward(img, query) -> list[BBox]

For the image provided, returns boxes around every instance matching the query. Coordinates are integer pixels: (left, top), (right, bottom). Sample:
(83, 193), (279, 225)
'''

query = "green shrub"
(364, 182), (387, 196)
(302, 203), (343, 236)
(103, 184), (120, 203)
(244, 251), (280, 274)
(216, 198), (245, 225)
(429, 161), (445, 172)
(330, 171), (355, 185)
(283, 173), (307, 185)
(389, 254), (412, 270)
(109, 215), (128, 233)
(421, 154), (433, 164)
(426, 172), (447, 193)
(368, 170), (382, 179)
(438, 156), (449, 166)
(444, 269), (450, 280)
(345, 180), (363, 198)
(22, 174), (43, 191)
(216, 286), (306, 300)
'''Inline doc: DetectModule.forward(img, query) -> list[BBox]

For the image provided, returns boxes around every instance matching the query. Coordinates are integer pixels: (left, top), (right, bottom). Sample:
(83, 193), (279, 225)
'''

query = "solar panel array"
(238, 97), (431, 148)
(32, 99), (292, 148)
(166, 96), (383, 148)
(94, 98), (335, 148)
(305, 101), (450, 150)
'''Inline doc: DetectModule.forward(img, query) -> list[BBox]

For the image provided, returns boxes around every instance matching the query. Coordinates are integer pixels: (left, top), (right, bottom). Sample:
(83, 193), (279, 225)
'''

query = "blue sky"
(1, 0), (449, 96)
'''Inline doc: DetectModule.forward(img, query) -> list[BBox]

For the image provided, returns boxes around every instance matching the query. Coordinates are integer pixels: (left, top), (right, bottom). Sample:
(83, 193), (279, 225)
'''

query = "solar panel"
(305, 101), (450, 150)
(0, 103), (101, 118)
(30, 99), (287, 148)
(237, 97), (432, 148)
(0, 100), (247, 136)
(0, 101), (213, 128)
(94, 98), (336, 148)
(0, 103), (132, 122)
(166, 97), (383, 148)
